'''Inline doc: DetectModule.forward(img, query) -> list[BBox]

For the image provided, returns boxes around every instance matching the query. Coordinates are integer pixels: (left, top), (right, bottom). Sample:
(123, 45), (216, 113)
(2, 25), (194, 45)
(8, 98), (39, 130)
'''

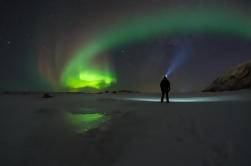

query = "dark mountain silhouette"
(204, 60), (251, 92)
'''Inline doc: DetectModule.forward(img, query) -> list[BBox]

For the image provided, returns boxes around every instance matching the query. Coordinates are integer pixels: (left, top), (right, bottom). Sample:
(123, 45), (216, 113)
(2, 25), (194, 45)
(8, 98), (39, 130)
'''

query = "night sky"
(1, 0), (251, 93)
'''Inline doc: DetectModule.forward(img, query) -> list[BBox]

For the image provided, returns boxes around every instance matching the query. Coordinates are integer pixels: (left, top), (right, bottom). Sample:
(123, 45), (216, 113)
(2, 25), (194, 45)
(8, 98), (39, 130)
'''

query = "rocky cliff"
(203, 60), (251, 92)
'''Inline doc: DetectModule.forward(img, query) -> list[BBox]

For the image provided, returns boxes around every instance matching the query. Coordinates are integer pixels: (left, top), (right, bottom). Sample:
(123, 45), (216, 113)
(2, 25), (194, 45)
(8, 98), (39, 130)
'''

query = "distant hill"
(203, 60), (251, 92)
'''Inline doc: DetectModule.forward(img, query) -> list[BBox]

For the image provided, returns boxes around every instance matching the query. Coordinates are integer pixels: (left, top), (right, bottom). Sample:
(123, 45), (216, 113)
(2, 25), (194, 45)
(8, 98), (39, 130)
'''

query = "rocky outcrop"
(203, 60), (251, 92)
(42, 92), (53, 98)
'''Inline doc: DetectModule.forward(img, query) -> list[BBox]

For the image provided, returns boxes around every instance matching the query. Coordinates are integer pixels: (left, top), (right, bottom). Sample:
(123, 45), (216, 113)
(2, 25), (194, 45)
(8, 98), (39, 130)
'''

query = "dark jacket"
(160, 77), (170, 92)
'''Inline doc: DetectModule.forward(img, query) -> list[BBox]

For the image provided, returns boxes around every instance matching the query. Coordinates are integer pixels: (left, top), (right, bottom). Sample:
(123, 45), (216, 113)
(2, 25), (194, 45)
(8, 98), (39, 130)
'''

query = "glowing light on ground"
(122, 95), (243, 103)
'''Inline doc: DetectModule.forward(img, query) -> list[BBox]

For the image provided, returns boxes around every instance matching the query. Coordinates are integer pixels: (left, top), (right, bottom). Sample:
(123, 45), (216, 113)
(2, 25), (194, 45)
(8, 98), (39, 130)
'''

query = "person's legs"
(161, 91), (164, 103)
(166, 91), (169, 103)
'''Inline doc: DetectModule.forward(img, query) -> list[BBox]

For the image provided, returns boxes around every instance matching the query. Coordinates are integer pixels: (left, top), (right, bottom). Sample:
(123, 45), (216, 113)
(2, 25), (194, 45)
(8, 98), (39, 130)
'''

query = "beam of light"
(39, 8), (251, 91)
(65, 112), (111, 134)
(165, 45), (190, 77)
(122, 95), (243, 103)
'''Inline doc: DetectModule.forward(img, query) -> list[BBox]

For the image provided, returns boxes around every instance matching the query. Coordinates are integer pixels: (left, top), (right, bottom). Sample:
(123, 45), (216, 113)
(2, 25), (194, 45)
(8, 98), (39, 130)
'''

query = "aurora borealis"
(41, 8), (251, 91)
(1, 0), (251, 92)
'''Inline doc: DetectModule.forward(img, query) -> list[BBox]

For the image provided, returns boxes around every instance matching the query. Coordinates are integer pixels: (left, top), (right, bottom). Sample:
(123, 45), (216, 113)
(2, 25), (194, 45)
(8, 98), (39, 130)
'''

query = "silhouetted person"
(160, 76), (170, 103)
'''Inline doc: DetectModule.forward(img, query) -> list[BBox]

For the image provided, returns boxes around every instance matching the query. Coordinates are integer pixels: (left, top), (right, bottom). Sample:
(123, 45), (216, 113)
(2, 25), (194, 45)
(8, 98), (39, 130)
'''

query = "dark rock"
(42, 92), (53, 98)
(117, 90), (139, 93)
(203, 60), (251, 92)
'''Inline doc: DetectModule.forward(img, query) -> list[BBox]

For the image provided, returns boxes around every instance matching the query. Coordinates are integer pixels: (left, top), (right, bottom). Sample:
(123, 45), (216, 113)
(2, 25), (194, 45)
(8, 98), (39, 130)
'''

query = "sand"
(0, 91), (251, 166)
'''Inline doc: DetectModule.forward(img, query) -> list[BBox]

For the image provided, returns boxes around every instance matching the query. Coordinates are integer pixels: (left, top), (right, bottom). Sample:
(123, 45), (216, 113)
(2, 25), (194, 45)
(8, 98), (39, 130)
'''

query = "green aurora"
(60, 8), (251, 90)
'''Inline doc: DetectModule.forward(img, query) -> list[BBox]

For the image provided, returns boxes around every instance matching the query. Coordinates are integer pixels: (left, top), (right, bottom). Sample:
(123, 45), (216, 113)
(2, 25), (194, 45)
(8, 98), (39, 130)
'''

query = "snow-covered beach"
(1, 91), (251, 166)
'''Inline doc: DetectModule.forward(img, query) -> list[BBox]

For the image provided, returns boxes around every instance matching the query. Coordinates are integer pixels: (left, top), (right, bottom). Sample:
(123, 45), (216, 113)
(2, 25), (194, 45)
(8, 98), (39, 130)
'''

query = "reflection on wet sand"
(65, 112), (111, 134)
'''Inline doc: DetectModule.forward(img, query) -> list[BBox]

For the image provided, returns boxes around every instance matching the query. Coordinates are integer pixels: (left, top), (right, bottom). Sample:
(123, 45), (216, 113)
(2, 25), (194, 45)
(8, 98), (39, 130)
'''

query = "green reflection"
(65, 112), (111, 133)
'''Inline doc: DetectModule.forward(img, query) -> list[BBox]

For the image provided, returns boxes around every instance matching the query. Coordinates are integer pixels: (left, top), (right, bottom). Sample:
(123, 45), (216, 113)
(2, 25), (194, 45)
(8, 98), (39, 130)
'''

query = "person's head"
(163, 76), (167, 80)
